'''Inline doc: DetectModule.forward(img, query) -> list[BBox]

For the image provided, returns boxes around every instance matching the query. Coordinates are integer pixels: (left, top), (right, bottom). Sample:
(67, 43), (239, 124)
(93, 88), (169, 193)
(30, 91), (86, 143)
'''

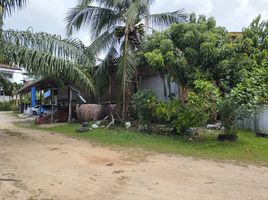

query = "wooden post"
(68, 86), (72, 123)
(109, 76), (112, 102)
(51, 87), (54, 123)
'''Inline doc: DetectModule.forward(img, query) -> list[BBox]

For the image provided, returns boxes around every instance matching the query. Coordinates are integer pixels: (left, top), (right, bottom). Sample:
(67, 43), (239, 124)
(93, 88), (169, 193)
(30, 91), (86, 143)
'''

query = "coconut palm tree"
(0, 0), (95, 91)
(66, 0), (186, 120)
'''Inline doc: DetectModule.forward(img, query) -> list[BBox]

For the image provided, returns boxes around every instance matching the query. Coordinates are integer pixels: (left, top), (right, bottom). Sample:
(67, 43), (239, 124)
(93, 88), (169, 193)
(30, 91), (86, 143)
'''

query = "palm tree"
(66, 0), (186, 120)
(3, 29), (95, 91)
(0, 0), (95, 92)
(0, 0), (28, 60)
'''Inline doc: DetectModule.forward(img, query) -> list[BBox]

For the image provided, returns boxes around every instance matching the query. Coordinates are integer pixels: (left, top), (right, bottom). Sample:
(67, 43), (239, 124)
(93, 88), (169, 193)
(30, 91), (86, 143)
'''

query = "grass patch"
(21, 122), (268, 166)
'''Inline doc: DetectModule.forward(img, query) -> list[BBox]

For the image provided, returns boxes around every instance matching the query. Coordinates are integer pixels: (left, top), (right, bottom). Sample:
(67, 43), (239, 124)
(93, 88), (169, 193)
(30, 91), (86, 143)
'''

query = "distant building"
(0, 64), (34, 102)
(228, 32), (242, 40)
(0, 64), (26, 84)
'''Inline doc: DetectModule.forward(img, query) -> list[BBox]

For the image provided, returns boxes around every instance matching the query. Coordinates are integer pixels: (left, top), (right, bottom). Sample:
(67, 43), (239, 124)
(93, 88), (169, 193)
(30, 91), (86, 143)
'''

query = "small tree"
(132, 89), (157, 128)
(219, 66), (268, 135)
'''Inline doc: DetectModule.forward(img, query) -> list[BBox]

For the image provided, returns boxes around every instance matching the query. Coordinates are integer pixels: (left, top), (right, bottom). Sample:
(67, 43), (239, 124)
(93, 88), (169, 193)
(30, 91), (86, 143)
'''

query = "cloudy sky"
(4, 0), (268, 45)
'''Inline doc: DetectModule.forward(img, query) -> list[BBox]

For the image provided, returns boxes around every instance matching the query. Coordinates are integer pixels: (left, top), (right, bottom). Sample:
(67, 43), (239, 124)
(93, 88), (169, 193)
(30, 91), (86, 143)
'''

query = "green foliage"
(156, 80), (220, 134)
(219, 15), (268, 91)
(0, 101), (16, 111)
(141, 14), (228, 99)
(132, 89), (157, 125)
(10, 103), (18, 112)
(219, 65), (268, 134)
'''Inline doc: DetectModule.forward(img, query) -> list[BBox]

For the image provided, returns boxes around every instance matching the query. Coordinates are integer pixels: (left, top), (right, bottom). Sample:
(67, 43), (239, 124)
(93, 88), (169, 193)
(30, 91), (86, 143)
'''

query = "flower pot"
(218, 134), (238, 142)
(256, 132), (268, 138)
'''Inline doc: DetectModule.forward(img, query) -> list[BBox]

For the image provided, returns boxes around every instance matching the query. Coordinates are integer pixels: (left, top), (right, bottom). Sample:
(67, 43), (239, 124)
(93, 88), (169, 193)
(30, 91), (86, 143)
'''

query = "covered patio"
(17, 78), (90, 123)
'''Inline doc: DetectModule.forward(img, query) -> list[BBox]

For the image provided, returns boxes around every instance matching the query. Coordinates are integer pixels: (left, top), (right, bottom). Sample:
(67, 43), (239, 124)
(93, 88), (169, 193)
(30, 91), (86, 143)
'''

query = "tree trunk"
(121, 29), (130, 122)
(68, 86), (72, 123)
(108, 76), (112, 102)
(178, 85), (188, 103)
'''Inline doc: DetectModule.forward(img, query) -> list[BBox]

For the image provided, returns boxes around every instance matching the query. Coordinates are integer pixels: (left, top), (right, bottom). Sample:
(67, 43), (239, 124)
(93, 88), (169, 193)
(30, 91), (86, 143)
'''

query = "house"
(0, 64), (36, 102)
(140, 74), (179, 101)
(0, 64), (27, 84)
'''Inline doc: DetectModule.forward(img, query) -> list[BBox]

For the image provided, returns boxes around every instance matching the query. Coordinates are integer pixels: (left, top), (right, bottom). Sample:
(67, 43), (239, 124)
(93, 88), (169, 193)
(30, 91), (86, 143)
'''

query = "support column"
(51, 87), (54, 123)
(68, 86), (72, 123)
(31, 87), (36, 107)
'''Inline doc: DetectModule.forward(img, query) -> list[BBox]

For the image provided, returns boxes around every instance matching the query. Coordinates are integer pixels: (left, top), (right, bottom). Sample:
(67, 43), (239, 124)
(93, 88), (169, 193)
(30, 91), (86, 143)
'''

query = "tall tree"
(141, 14), (229, 102)
(66, 0), (186, 120)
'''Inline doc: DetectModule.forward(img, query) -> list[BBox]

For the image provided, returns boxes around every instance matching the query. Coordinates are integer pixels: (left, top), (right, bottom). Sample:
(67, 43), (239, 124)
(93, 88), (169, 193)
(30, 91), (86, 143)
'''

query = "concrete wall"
(0, 95), (13, 102)
(0, 67), (25, 84)
(236, 105), (268, 132)
(141, 75), (179, 101)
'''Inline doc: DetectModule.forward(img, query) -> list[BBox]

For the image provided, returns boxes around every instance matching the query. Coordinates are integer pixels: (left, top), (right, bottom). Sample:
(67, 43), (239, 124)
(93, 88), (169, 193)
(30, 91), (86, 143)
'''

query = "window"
(2, 73), (13, 79)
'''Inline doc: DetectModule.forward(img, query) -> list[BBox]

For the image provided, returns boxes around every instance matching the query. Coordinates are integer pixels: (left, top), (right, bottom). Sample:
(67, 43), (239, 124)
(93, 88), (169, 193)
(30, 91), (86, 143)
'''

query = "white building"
(0, 64), (31, 102)
(141, 74), (179, 101)
(0, 64), (26, 84)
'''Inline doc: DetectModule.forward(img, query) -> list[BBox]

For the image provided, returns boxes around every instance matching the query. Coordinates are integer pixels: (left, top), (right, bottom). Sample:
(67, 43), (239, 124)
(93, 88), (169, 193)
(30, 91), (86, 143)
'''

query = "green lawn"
(31, 123), (268, 166)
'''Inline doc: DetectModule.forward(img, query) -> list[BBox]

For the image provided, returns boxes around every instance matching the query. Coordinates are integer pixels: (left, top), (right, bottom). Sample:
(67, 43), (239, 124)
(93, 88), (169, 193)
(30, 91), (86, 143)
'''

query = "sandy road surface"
(0, 112), (268, 200)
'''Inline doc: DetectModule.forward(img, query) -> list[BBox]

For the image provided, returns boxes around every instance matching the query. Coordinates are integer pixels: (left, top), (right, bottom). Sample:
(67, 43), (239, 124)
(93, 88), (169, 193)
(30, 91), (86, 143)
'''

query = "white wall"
(0, 95), (13, 102)
(0, 67), (24, 84)
(141, 75), (179, 101)
(236, 105), (268, 132)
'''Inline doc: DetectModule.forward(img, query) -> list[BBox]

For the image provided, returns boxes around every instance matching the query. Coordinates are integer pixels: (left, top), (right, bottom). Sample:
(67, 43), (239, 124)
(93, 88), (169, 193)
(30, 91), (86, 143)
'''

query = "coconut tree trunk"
(121, 29), (130, 121)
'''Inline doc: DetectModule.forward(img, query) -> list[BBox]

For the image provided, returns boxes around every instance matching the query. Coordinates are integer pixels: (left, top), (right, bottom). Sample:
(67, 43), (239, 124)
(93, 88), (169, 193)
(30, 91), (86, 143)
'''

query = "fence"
(0, 95), (13, 102)
(236, 105), (268, 132)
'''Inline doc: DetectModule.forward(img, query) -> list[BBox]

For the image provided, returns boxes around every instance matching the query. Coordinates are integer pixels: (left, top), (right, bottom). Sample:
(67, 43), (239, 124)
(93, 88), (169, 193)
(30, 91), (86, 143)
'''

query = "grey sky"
(4, 0), (268, 45)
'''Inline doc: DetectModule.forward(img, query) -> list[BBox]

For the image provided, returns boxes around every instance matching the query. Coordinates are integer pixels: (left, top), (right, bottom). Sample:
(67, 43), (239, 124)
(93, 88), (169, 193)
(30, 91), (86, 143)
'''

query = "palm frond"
(94, 46), (118, 92)
(125, 0), (150, 26)
(117, 42), (137, 88)
(144, 9), (187, 29)
(65, 4), (122, 38)
(3, 29), (94, 68)
(0, 0), (27, 17)
(85, 26), (119, 56)
(4, 43), (94, 91)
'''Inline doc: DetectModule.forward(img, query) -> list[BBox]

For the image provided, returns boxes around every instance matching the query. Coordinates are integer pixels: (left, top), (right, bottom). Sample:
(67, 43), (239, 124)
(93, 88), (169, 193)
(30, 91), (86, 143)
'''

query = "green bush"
(218, 66), (268, 135)
(132, 89), (157, 126)
(155, 80), (220, 134)
(10, 104), (18, 112)
(0, 101), (17, 111)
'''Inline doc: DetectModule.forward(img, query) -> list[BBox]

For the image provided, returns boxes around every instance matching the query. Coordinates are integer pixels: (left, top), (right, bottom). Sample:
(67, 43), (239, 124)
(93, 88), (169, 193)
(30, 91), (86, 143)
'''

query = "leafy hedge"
(0, 101), (18, 111)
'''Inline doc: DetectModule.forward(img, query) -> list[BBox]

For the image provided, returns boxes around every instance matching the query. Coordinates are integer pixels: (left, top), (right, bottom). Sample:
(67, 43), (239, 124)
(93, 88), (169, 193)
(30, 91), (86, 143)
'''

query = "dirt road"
(0, 112), (267, 200)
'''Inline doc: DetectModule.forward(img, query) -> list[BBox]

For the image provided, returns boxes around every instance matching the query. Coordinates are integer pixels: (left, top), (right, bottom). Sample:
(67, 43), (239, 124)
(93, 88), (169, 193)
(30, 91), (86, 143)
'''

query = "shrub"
(0, 101), (17, 112)
(10, 104), (18, 112)
(132, 89), (157, 126)
(218, 66), (268, 135)
(155, 80), (220, 134)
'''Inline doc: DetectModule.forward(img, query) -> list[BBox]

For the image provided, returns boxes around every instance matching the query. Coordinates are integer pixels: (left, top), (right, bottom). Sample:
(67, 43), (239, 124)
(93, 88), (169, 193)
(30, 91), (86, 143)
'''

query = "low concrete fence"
(0, 95), (13, 102)
(236, 105), (268, 132)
